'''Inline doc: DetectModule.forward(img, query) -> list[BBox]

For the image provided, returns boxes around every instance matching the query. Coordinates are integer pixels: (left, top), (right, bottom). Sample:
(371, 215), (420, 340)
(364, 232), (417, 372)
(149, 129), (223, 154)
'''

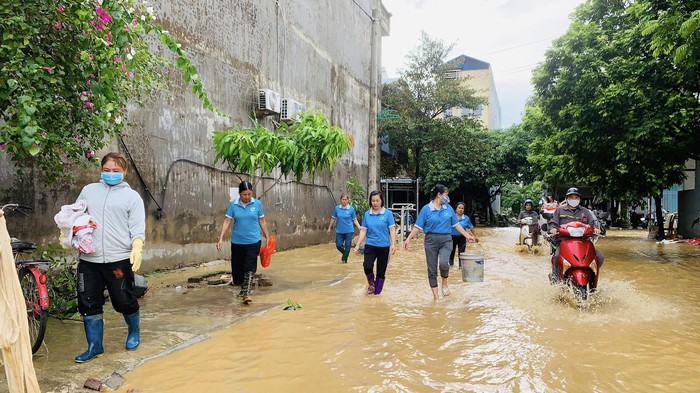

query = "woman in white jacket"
(73, 152), (146, 363)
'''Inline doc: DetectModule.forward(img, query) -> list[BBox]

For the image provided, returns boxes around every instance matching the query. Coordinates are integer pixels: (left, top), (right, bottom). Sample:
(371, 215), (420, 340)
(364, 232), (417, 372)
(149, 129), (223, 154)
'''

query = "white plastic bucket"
(460, 252), (485, 282)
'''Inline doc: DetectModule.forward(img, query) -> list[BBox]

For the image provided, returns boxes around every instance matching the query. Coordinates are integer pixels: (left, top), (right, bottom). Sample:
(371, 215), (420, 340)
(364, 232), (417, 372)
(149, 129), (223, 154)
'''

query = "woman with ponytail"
(217, 181), (269, 304)
(403, 185), (475, 301)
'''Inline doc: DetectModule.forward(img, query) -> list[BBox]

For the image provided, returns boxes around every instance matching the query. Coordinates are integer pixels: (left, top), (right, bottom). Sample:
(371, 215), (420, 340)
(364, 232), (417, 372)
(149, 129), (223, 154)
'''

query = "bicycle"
(2, 203), (50, 354)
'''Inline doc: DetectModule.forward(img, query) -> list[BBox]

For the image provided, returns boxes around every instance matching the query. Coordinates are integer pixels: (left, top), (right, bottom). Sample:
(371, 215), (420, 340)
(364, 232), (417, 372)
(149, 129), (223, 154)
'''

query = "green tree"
(526, 0), (700, 239)
(212, 109), (352, 198)
(380, 32), (483, 180)
(422, 122), (535, 222)
(0, 0), (220, 182)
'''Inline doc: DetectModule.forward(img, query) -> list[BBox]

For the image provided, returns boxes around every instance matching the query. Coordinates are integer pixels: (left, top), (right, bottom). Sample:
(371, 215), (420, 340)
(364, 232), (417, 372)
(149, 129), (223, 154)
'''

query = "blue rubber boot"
(75, 314), (104, 363)
(123, 311), (140, 350)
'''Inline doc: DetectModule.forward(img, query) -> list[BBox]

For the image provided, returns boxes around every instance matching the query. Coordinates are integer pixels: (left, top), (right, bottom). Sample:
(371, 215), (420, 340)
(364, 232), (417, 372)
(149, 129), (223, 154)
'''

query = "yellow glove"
(130, 238), (144, 272)
(59, 230), (72, 250)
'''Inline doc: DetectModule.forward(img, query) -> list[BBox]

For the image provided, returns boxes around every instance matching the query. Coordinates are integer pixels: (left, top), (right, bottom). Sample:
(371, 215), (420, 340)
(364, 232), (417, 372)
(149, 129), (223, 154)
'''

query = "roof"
(446, 54), (491, 71)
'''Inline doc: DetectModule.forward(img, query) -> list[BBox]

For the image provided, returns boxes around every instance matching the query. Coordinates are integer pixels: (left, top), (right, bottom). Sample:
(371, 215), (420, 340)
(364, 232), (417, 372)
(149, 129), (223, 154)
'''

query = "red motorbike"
(545, 221), (601, 300)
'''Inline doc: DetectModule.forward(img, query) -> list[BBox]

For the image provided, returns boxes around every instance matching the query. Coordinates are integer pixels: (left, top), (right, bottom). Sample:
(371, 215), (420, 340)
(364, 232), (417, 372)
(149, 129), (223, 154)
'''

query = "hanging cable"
(118, 137), (163, 216)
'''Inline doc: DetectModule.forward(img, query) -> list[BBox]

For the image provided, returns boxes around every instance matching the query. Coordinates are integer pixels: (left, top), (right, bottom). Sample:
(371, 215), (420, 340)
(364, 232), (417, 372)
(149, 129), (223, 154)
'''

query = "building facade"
(0, 0), (391, 270)
(443, 54), (502, 130)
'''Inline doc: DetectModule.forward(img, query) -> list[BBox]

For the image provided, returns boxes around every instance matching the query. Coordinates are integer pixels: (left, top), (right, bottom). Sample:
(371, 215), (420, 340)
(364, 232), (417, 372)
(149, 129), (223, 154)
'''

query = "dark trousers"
(449, 235), (466, 265)
(363, 245), (390, 279)
(77, 259), (139, 317)
(231, 241), (262, 285)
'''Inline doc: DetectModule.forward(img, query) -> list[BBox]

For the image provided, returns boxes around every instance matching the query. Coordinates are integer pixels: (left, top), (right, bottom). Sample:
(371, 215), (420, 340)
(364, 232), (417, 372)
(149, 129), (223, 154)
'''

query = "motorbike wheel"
(571, 282), (590, 302)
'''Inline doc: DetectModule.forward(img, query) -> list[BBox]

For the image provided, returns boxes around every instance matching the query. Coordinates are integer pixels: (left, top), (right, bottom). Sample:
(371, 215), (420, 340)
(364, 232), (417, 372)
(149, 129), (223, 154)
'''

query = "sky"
(380, 0), (587, 128)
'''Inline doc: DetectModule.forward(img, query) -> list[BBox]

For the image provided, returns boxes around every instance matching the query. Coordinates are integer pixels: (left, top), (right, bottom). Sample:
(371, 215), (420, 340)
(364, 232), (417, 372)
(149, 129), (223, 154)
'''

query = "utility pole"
(368, 5), (381, 192)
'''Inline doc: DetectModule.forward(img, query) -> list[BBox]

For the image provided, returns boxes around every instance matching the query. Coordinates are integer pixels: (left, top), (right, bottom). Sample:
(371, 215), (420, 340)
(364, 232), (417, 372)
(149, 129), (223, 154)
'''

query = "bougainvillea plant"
(0, 0), (221, 182)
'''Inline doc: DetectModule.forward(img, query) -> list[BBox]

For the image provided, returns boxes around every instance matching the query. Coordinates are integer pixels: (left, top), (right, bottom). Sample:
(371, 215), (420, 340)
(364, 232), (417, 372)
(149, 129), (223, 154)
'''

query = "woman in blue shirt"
(217, 181), (269, 304)
(404, 185), (475, 301)
(353, 190), (396, 295)
(450, 202), (478, 268)
(327, 193), (361, 263)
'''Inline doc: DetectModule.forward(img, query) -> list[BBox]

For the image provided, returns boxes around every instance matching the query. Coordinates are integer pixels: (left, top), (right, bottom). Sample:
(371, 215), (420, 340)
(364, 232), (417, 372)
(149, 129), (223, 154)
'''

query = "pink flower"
(58, 5), (64, 12)
(121, 64), (127, 72)
(54, 21), (62, 29)
(90, 73), (96, 78)
(86, 151), (95, 158)
(96, 7), (112, 25)
(43, 67), (53, 73)
(132, 20), (138, 26)
(86, 80), (91, 86)
(120, 107), (126, 113)
(85, 102), (95, 109)
(0, 144), (7, 150)
(125, 71), (133, 79)
(121, 132), (129, 137)
(88, 53), (95, 59)
(114, 57), (122, 63)
(41, 132), (47, 137)
(124, 25), (131, 32)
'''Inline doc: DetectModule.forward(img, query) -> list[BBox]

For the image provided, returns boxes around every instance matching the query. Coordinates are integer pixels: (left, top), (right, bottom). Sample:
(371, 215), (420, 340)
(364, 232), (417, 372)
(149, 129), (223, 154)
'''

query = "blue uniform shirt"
(361, 208), (395, 247)
(225, 197), (264, 245)
(451, 213), (474, 236)
(414, 203), (458, 234)
(332, 204), (357, 234)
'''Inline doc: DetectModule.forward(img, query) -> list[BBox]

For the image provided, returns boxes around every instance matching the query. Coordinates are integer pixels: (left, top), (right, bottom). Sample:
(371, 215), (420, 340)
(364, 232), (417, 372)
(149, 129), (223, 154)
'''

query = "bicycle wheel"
(18, 267), (48, 354)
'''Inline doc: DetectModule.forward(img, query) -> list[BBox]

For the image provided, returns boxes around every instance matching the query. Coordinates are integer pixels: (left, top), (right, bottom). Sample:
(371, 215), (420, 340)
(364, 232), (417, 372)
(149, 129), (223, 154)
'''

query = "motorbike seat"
(11, 240), (37, 253)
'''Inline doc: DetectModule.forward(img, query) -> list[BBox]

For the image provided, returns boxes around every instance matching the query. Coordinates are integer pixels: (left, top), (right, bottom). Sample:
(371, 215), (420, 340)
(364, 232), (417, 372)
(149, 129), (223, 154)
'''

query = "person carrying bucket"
(403, 185), (475, 301)
(450, 202), (478, 268)
(327, 193), (361, 263)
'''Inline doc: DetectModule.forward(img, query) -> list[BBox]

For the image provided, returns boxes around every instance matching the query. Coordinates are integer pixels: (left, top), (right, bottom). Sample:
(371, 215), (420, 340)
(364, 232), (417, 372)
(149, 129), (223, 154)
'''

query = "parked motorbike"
(630, 211), (647, 229)
(594, 210), (610, 235)
(543, 221), (601, 301)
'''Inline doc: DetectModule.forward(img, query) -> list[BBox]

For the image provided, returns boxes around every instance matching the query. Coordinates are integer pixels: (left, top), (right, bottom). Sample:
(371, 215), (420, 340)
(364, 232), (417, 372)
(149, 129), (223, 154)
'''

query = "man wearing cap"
(548, 187), (604, 281)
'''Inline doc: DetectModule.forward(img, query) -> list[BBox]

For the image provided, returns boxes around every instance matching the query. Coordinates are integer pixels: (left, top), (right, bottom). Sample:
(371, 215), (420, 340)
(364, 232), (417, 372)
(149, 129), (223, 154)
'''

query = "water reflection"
(115, 228), (700, 392)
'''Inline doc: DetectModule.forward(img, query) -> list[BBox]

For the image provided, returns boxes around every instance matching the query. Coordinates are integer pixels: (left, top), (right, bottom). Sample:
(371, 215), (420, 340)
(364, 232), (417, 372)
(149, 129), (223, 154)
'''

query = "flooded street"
(112, 228), (700, 393)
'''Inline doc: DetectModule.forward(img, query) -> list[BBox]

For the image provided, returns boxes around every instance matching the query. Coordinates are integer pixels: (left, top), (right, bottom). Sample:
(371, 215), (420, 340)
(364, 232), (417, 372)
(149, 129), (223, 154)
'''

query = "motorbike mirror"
(541, 223), (548, 232)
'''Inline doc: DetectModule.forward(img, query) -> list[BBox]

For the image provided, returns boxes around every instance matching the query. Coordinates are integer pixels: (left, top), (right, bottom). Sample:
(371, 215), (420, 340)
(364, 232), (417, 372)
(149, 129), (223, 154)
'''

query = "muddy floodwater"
(105, 228), (700, 393)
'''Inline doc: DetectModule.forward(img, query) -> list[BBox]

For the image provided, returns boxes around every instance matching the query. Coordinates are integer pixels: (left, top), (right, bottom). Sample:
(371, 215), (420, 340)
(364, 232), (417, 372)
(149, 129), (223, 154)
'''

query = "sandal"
(442, 287), (450, 297)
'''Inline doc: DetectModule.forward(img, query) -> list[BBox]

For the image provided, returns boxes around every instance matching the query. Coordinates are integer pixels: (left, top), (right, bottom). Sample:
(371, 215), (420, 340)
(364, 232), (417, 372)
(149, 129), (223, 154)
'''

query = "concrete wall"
(0, 0), (389, 271)
(678, 160), (699, 239)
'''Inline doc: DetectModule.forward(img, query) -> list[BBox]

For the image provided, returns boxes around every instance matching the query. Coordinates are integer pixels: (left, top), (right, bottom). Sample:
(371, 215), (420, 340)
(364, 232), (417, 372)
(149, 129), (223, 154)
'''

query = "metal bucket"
(460, 252), (484, 282)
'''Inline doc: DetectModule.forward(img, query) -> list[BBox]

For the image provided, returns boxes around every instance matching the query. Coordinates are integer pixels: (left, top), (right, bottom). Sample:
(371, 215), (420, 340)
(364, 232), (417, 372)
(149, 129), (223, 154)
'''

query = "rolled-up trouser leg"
(425, 234), (453, 287)
(424, 234), (444, 288)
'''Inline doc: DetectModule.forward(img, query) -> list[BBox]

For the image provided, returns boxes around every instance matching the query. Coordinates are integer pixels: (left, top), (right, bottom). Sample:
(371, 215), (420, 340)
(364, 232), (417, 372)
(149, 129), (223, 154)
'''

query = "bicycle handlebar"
(1, 203), (33, 213)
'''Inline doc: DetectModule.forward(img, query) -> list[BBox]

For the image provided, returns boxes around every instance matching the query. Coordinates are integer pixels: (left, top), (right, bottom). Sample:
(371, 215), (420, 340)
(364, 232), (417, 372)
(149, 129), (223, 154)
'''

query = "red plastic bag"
(259, 235), (277, 268)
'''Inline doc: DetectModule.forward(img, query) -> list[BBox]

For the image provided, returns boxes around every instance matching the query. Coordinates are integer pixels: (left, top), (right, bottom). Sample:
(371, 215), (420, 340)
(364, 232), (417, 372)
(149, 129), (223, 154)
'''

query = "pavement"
(0, 248), (339, 393)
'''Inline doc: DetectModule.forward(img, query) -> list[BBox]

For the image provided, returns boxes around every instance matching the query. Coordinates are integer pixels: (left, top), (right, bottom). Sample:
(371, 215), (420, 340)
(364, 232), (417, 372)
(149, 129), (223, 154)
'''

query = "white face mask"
(568, 199), (580, 208)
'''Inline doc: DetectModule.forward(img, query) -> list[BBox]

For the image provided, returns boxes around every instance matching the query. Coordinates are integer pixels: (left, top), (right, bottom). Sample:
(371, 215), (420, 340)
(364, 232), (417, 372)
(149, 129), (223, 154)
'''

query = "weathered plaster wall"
(0, 0), (385, 271)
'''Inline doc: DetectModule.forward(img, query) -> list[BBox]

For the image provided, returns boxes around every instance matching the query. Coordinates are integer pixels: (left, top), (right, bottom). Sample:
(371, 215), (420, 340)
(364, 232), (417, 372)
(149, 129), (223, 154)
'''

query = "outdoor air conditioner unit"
(280, 98), (306, 122)
(258, 89), (281, 113)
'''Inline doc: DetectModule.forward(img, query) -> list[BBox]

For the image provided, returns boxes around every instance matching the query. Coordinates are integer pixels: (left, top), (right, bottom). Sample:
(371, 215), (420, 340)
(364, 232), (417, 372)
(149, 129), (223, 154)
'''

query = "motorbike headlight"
(589, 260), (598, 275)
(568, 227), (585, 237)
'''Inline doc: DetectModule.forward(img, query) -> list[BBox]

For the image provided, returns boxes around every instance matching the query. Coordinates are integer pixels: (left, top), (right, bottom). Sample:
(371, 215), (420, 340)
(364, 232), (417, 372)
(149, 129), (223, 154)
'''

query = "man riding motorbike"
(548, 187), (604, 281)
(517, 199), (540, 246)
